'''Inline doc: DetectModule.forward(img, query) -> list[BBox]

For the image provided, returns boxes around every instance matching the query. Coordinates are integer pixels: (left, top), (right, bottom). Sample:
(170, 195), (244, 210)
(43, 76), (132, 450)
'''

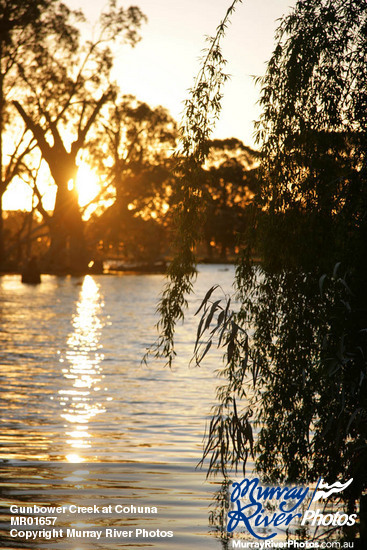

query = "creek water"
(0, 265), (238, 549)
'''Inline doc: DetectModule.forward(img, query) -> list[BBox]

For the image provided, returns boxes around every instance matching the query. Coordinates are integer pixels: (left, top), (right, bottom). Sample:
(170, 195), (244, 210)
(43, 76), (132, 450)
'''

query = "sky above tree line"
(67, 0), (296, 148)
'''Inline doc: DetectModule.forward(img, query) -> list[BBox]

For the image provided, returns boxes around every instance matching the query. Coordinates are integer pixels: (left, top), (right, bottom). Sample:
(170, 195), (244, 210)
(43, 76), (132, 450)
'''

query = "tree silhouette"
(12, 0), (146, 272)
(89, 95), (177, 260)
(0, 0), (63, 267)
(153, 0), (367, 537)
(202, 139), (259, 260)
(239, 0), (367, 514)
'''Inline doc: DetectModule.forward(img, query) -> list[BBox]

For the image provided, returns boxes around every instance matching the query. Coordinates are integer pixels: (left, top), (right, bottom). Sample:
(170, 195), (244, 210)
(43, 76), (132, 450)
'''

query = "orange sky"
(69, 0), (296, 147)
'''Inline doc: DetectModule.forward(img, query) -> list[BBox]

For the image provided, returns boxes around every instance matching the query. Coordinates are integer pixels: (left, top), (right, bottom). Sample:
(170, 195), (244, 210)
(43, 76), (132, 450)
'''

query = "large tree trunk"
(13, 96), (109, 273)
(36, 149), (89, 273)
(46, 172), (88, 274)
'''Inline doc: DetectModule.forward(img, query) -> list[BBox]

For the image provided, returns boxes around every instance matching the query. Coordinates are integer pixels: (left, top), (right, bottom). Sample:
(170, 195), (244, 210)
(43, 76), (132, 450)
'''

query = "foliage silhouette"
(202, 138), (259, 260)
(10, 0), (146, 272)
(88, 95), (177, 261)
(0, 0), (65, 267)
(146, 0), (243, 367)
(153, 0), (367, 538)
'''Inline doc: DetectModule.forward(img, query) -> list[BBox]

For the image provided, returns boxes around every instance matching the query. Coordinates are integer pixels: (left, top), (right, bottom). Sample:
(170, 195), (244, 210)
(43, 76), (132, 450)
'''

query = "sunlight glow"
(75, 163), (101, 207)
(66, 453), (85, 463)
(59, 275), (105, 462)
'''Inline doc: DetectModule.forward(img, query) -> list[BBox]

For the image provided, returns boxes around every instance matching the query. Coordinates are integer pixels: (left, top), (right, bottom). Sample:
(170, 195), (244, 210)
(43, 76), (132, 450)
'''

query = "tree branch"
(3, 132), (37, 190)
(13, 101), (54, 165)
(71, 90), (111, 155)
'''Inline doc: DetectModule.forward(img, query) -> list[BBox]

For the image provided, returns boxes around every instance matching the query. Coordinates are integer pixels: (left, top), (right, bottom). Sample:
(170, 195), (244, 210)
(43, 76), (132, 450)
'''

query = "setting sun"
(75, 163), (101, 207)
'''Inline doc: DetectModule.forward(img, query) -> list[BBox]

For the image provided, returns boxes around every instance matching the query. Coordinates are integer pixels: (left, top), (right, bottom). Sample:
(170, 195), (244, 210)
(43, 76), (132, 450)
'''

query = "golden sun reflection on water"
(58, 275), (106, 462)
(65, 452), (85, 463)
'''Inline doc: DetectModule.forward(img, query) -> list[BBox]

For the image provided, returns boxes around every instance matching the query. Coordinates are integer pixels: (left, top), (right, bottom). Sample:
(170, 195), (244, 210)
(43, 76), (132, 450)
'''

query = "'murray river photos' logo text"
(227, 477), (356, 540)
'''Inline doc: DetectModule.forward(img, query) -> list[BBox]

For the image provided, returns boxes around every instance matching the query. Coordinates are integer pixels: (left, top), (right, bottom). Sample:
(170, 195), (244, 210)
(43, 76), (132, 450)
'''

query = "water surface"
(0, 265), (236, 548)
